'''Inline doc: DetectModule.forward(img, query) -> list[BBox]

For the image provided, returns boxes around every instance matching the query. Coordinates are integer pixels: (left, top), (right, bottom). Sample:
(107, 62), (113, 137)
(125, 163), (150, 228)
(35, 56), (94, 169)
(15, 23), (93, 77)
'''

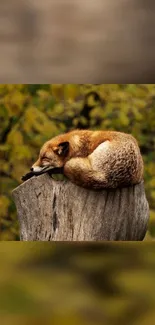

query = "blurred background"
(0, 0), (155, 83)
(0, 84), (155, 240)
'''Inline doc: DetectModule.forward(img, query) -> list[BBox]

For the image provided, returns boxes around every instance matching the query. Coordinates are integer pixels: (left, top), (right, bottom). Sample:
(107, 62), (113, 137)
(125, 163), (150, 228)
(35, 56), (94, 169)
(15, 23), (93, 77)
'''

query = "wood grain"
(12, 174), (149, 241)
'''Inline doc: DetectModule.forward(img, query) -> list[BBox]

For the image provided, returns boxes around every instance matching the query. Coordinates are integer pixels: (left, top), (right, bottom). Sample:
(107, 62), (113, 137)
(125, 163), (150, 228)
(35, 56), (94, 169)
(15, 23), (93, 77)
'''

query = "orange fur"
(32, 129), (144, 189)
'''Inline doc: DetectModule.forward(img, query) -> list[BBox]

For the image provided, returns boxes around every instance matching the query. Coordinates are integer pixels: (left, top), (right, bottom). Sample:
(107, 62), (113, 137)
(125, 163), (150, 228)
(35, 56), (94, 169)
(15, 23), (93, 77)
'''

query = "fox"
(31, 129), (144, 189)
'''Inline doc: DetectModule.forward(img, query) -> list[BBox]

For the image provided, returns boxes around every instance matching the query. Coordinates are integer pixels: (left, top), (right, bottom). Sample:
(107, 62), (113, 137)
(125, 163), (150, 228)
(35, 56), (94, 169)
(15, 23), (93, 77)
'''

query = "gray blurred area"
(0, 0), (155, 83)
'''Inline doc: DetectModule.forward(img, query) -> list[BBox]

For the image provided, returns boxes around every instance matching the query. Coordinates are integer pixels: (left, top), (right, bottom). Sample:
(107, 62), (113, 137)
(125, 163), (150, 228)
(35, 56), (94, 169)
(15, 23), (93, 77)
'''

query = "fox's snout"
(31, 159), (44, 172)
(30, 164), (46, 172)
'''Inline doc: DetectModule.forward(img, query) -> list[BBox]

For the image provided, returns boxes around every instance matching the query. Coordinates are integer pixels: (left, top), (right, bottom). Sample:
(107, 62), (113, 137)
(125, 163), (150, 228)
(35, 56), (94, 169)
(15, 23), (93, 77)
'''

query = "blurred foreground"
(0, 243), (155, 324)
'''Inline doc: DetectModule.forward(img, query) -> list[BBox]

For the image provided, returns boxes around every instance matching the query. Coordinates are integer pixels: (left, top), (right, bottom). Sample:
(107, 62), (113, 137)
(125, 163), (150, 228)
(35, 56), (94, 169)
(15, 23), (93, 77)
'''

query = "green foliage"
(0, 84), (155, 240)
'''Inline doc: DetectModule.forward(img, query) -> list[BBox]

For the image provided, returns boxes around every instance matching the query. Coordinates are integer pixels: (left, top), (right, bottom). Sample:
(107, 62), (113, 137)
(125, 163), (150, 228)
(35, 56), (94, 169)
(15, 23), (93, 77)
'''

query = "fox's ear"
(53, 141), (69, 156)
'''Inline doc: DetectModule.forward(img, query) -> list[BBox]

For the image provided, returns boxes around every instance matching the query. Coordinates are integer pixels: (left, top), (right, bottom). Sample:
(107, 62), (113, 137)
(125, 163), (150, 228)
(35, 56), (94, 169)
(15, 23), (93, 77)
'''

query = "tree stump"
(12, 174), (149, 241)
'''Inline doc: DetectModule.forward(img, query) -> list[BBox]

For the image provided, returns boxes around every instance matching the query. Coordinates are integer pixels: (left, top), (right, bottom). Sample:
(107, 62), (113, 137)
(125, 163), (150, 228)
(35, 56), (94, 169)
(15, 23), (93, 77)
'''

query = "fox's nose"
(30, 167), (33, 171)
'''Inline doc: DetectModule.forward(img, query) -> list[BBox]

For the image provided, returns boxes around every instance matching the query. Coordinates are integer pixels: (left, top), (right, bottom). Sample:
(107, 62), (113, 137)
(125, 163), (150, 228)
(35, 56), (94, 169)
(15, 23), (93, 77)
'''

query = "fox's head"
(31, 140), (69, 173)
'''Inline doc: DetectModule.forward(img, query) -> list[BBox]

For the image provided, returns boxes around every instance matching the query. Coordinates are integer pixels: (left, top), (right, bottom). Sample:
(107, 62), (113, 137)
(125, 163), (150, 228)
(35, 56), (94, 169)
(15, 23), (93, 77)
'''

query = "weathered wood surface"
(0, 0), (155, 82)
(12, 174), (149, 241)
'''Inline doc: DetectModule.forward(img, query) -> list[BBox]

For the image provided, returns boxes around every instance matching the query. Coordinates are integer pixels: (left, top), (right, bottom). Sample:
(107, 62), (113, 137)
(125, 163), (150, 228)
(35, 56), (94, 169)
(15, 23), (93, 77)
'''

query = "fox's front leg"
(64, 157), (108, 189)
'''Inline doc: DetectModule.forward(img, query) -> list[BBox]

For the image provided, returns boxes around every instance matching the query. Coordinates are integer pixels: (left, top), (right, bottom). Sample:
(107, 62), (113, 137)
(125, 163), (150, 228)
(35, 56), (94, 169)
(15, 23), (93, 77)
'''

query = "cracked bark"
(12, 174), (149, 241)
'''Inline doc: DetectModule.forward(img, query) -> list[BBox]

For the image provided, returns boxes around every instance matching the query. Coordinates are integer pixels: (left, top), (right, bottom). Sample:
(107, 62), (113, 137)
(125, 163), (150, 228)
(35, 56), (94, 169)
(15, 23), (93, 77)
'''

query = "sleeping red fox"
(31, 129), (144, 189)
